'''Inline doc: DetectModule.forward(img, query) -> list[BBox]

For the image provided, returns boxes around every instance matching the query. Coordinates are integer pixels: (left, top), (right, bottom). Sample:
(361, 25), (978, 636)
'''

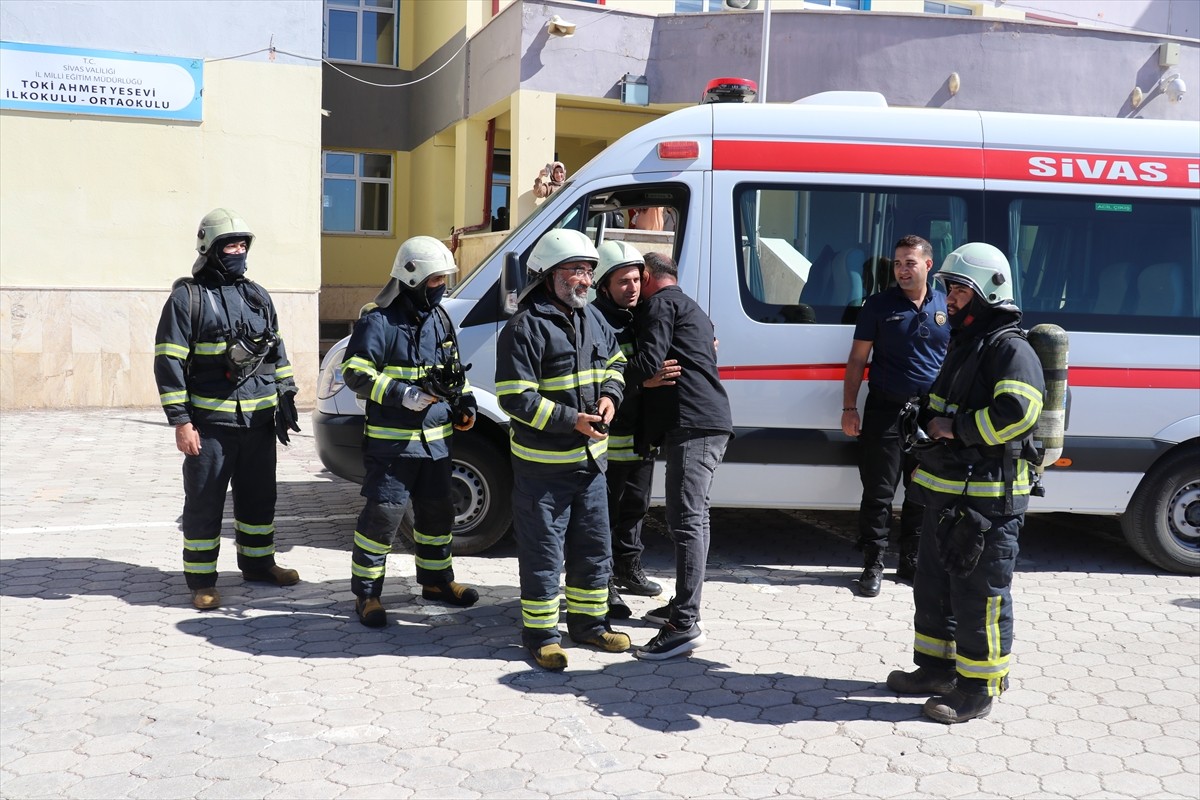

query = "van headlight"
(317, 344), (348, 400)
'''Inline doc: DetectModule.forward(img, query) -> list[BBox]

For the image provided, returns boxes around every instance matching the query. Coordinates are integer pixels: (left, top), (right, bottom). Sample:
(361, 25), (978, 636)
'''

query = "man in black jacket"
(624, 252), (732, 660)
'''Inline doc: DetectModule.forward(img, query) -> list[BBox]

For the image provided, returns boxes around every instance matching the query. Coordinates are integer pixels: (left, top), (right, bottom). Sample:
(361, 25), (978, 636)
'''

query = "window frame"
(324, 0), (399, 67)
(322, 150), (394, 236)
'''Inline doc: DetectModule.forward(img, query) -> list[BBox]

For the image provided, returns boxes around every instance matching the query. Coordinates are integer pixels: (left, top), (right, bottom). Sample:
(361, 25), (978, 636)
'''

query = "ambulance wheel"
(397, 432), (512, 556)
(1122, 445), (1200, 575)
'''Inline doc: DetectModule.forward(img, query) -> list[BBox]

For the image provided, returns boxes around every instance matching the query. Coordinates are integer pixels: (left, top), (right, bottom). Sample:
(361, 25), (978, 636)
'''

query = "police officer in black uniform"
(154, 208), (301, 610)
(842, 235), (950, 596)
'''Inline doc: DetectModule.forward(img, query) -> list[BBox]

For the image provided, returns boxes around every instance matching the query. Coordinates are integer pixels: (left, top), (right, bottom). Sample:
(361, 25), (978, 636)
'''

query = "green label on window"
(1095, 203), (1133, 212)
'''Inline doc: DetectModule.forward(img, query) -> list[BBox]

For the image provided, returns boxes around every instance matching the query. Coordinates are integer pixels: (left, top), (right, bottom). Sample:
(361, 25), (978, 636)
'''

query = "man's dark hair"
(642, 251), (678, 280)
(894, 235), (932, 261)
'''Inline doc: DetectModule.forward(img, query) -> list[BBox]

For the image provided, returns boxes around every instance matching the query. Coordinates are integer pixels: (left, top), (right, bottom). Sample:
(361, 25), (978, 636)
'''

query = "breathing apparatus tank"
(1027, 323), (1070, 474)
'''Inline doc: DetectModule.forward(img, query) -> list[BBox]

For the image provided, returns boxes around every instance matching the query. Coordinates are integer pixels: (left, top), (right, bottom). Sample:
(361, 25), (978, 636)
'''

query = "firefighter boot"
(923, 689), (994, 724)
(356, 597), (387, 628)
(532, 643), (568, 671)
(573, 628), (632, 653)
(191, 588), (221, 610)
(607, 580), (632, 620)
(422, 581), (479, 608)
(242, 565), (300, 586)
(613, 556), (663, 597)
(857, 545), (883, 597)
(886, 666), (957, 695)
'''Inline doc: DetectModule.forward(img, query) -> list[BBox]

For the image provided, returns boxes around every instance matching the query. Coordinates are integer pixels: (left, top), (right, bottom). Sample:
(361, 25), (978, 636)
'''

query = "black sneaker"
(634, 623), (705, 661)
(643, 600), (674, 626)
(613, 560), (663, 597)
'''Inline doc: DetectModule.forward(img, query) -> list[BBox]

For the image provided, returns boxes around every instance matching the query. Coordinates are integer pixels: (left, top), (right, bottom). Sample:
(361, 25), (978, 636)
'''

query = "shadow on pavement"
(502, 657), (927, 731)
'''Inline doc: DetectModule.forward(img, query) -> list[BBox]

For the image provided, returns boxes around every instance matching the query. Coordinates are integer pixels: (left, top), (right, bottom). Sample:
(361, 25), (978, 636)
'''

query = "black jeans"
(856, 390), (922, 554)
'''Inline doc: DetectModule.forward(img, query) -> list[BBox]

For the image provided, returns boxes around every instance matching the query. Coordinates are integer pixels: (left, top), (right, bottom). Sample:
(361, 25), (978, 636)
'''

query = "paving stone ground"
(1, 409), (1197, 799)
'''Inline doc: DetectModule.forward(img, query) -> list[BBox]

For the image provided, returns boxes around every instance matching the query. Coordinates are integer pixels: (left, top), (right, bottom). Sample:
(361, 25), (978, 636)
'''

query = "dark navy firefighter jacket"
(341, 292), (475, 460)
(496, 284), (626, 475)
(154, 276), (295, 429)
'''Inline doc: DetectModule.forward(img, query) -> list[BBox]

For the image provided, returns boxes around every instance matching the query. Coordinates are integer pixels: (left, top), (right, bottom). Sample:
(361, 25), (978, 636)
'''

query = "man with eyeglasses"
(842, 235), (950, 597)
(496, 229), (630, 671)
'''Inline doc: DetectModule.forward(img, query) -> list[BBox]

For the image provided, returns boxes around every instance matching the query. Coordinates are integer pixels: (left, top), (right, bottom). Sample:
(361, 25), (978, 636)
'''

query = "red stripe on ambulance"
(719, 364), (1200, 390)
(713, 141), (1199, 188)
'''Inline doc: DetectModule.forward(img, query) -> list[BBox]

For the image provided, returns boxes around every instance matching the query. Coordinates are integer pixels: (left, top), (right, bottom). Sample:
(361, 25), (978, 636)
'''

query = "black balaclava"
(406, 281), (445, 312)
(208, 237), (249, 282)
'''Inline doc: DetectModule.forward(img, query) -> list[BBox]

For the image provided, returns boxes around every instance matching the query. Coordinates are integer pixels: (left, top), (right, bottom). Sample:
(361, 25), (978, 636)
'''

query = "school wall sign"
(0, 41), (202, 122)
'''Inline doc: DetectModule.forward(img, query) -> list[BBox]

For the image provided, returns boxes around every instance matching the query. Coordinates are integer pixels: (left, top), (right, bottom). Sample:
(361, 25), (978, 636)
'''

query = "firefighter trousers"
(180, 424), (278, 590)
(351, 455), (455, 599)
(911, 495), (1022, 697)
(511, 468), (612, 650)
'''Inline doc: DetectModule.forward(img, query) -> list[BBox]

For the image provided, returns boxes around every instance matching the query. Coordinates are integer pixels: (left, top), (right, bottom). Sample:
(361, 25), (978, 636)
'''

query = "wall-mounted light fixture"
(546, 14), (576, 38)
(947, 72), (961, 96)
(621, 74), (648, 106)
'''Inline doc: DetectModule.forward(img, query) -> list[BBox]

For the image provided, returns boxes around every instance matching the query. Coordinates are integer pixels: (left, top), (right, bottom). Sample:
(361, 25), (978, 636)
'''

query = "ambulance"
(315, 91), (1200, 575)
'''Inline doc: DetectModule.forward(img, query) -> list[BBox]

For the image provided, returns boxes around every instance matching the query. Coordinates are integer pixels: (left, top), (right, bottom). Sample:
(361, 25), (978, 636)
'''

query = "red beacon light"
(702, 77), (758, 104)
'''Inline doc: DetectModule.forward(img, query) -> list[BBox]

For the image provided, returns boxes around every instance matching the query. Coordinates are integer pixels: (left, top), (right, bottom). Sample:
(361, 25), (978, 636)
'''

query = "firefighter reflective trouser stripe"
(352, 456), (456, 598)
(180, 424), (278, 590)
(511, 468), (612, 650)
(912, 499), (1021, 697)
(350, 500), (406, 599)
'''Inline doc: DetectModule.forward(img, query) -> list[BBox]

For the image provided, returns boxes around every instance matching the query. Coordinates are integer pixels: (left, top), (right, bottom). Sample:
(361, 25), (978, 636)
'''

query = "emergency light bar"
(702, 77), (757, 104)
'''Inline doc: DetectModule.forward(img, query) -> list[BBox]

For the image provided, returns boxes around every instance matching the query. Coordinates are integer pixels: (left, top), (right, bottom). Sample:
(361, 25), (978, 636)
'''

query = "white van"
(315, 94), (1200, 574)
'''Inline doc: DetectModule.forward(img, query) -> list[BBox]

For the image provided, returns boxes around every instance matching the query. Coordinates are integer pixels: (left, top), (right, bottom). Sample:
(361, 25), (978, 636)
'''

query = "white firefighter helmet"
(391, 235), (457, 289)
(935, 242), (1015, 305)
(196, 208), (254, 255)
(519, 228), (598, 302)
(594, 240), (644, 291)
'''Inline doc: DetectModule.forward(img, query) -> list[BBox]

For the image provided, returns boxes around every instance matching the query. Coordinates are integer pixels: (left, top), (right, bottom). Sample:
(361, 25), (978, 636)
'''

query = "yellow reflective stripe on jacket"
(190, 392), (279, 413)
(608, 434), (639, 462)
(194, 341), (227, 356)
(365, 422), (452, 442)
(972, 380), (1043, 445)
(155, 342), (190, 360)
(370, 374), (393, 405)
(928, 393), (948, 413)
(912, 461), (1033, 497)
(160, 390), (189, 406)
(496, 379), (538, 396)
(274, 365), (294, 380)
(539, 368), (608, 392)
(529, 398), (555, 430)
(382, 365), (428, 380)
(509, 434), (607, 465)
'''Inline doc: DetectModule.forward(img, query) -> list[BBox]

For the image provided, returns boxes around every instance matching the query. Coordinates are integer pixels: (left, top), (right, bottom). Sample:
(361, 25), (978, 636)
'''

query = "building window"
(491, 149), (511, 231)
(924, 1), (973, 15)
(675, 0), (719, 11)
(806, 0), (868, 8)
(325, 0), (398, 66)
(323, 151), (393, 234)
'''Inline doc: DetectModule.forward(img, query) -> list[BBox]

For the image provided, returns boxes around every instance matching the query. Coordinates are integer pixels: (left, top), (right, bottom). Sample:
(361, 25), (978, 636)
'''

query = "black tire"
(396, 432), (513, 556)
(1121, 444), (1200, 575)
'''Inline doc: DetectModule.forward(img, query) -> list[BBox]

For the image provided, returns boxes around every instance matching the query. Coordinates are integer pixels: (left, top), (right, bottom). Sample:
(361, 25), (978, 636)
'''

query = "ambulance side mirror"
(500, 251), (522, 318)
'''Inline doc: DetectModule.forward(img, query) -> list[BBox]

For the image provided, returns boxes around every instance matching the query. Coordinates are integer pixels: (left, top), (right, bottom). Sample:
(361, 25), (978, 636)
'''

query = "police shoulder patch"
(934, 311), (947, 326)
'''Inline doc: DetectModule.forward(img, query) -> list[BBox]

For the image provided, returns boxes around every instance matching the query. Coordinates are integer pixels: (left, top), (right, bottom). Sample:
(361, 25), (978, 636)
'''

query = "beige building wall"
(0, 59), (322, 410)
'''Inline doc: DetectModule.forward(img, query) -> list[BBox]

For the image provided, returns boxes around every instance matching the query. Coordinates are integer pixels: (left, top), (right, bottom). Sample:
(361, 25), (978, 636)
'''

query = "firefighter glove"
(276, 389), (301, 446)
